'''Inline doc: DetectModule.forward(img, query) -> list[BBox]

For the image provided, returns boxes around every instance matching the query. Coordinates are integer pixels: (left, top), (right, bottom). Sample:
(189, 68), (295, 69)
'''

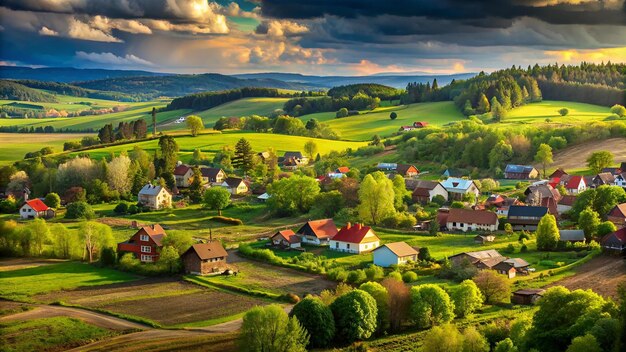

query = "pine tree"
(233, 138), (255, 173)
(477, 94), (490, 113)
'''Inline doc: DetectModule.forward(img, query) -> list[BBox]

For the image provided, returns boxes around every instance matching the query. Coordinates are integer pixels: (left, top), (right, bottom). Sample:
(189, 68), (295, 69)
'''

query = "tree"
(494, 338), (518, 352)
(418, 247), (432, 261)
(158, 135), (179, 173)
(267, 175), (320, 216)
(310, 191), (344, 218)
(536, 213), (559, 250)
(566, 334), (601, 352)
(107, 155), (132, 194)
(381, 278), (410, 332)
(578, 207), (600, 241)
(534, 143), (553, 178)
(51, 223), (77, 259)
(421, 324), (463, 352)
(390, 111), (397, 120)
(233, 138), (256, 173)
(359, 281), (390, 335)
(610, 104), (626, 117)
(452, 279), (484, 318)
(336, 108), (348, 118)
(78, 221), (114, 263)
(330, 289), (378, 343)
(290, 297), (334, 348)
(477, 93), (490, 113)
(65, 201), (95, 220)
(240, 304), (309, 352)
(409, 284), (455, 328)
(463, 326), (490, 352)
(161, 231), (194, 255)
(158, 246), (181, 273)
(303, 140), (318, 160)
(489, 141), (513, 170)
(597, 221), (617, 237)
(586, 151), (614, 174)
(203, 187), (231, 216)
(186, 115), (204, 136)
(44, 192), (60, 209)
(358, 172), (395, 225)
(28, 218), (50, 256)
(558, 108), (569, 116)
(473, 270), (510, 304)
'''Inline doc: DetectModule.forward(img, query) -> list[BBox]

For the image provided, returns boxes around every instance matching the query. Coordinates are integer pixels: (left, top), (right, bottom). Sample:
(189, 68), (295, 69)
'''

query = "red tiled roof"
(549, 168), (568, 178)
(24, 199), (49, 212)
(603, 228), (626, 244)
(559, 195), (577, 206)
(332, 223), (379, 244)
(185, 242), (228, 260)
(414, 121), (429, 127)
(136, 224), (167, 246)
(174, 165), (191, 176)
(304, 219), (338, 239)
(337, 167), (350, 173)
(566, 175), (584, 189)
(447, 208), (498, 225)
(609, 203), (626, 218)
(272, 230), (301, 244)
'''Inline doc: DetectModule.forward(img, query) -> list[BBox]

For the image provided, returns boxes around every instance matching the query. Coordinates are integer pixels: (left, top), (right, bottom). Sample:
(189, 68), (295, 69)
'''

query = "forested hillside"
(327, 83), (402, 101)
(14, 80), (142, 102)
(165, 87), (296, 111)
(0, 81), (57, 103)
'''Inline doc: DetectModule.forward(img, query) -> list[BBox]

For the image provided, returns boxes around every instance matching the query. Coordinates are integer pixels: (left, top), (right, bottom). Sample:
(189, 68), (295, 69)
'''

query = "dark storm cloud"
(260, 0), (626, 26)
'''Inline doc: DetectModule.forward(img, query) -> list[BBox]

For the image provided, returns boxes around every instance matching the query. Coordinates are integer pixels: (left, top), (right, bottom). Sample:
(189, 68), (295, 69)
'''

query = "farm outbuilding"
(512, 289), (545, 305)
(373, 242), (419, 267)
(181, 242), (229, 275)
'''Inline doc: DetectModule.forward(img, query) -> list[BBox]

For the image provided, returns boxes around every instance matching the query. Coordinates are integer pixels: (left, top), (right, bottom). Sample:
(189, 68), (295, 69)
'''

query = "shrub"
(364, 265), (385, 281)
(347, 269), (367, 284)
(387, 271), (403, 282)
(65, 201), (95, 219)
(336, 108), (349, 118)
(210, 216), (243, 225)
(502, 243), (516, 254)
(44, 193), (61, 209)
(390, 112), (398, 120)
(114, 203), (129, 214)
(128, 204), (140, 214)
(284, 293), (301, 304)
(290, 297), (335, 348)
(402, 271), (418, 283)
(558, 108), (569, 116)
(330, 290), (378, 343)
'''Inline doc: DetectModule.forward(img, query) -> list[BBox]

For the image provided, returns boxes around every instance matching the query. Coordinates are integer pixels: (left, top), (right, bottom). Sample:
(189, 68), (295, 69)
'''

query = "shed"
(512, 289), (545, 305)
(181, 242), (229, 275)
(373, 242), (419, 267)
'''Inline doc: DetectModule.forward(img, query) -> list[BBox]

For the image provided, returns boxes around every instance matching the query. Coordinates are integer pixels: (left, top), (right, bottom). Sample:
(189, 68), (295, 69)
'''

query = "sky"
(0, 0), (625, 76)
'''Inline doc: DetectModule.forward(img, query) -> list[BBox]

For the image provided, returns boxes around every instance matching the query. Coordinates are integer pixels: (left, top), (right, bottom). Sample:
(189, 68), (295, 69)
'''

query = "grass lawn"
(297, 101), (465, 141)
(68, 130), (367, 162)
(0, 316), (118, 352)
(183, 97), (288, 130)
(0, 261), (138, 301)
(0, 132), (93, 165)
(500, 100), (611, 126)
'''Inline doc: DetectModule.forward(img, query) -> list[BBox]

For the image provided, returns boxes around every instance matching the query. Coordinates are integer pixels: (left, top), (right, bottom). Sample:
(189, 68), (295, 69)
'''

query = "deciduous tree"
(586, 151), (614, 174)
(359, 281), (390, 335)
(267, 175), (320, 216)
(303, 140), (318, 160)
(578, 207), (600, 241)
(44, 192), (60, 208)
(452, 279), (484, 318)
(358, 172), (395, 225)
(330, 289), (378, 343)
(289, 297), (335, 348)
(534, 143), (553, 178)
(185, 115), (204, 136)
(409, 284), (455, 328)
(203, 187), (231, 216)
(536, 213), (559, 250)
(240, 304), (309, 352)
(473, 270), (511, 304)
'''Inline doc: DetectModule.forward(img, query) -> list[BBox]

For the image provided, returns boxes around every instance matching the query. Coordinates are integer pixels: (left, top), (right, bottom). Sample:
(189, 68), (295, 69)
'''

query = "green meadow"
(0, 133), (93, 165)
(188, 97), (289, 130)
(500, 100), (612, 126)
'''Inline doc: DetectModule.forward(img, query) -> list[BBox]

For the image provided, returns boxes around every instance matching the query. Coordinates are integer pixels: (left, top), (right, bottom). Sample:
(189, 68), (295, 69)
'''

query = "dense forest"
(327, 83), (402, 101)
(165, 87), (296, 111)
(283, 93), (380, 116)
(0, 81), (58, 103)
(14, 80), (142, 102)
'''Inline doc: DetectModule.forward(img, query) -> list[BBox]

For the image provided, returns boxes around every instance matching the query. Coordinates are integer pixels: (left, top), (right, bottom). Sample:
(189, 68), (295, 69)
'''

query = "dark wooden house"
(181, 242), (229, 275)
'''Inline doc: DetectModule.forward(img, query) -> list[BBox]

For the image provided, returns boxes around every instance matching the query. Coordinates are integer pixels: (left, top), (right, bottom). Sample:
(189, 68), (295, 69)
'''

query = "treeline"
(538, 79), (625, 106)
(0, 80), (57, 103)
(0, 125), (97, 133)
(214, 115), (339, 139)
(97, 119), (148, 144)
(529, 61), (625, 89)
(327, 83), (402, 101)
(396, 119), (626, 171)
(15, 80), (142, 102)
(165, 87), (293, 111)
(283, 93), (380, 116)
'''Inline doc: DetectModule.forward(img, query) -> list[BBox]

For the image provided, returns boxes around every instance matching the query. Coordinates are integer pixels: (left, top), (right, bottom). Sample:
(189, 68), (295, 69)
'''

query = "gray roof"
(139, 184), (168, 196)
(504, 258), (530, 268)
(284, 151), (303, 159)
(507, 205), (548, 218)
(405, 179), (439, 191)
(559, 230), (585, 242)
(505, 164), (536, 174)
(224, 177), (244, 188)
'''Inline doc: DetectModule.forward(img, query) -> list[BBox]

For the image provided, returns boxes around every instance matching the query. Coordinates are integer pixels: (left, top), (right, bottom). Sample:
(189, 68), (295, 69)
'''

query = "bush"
(390, 112), (397, 120)
(558, 108), (569, 116)
(114, 203), (129, 214)
(347, 269), (367, 284)
(502, 243), (516, 254)
(65, 201), (95, 219)
(402, 271), (418, 283)
(387, 271), (403, 282)
(290, 297), (335, 348)
(44, 193), (61, 209)
(364, 265), (385, 281)
(336, 108), (349, 118)
(284, 293), (301, 304)
(330, 290), (378, 343)
(210, 216), (243, 225)
(128, 204), (140, 214)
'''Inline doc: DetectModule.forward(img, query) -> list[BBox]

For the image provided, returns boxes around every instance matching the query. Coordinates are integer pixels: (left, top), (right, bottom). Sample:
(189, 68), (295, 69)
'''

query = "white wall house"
(445, 208), (499, 232)
(329, 223), (380, 254)
(373, 242), (419, 267)
(138, 184), (172, 210)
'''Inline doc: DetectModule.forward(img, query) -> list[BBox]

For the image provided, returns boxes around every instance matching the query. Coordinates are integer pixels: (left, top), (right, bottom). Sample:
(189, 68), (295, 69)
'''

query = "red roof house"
(608, 203), (626, 227)
(297, 219), (338, 245)
(19, 199), (54, 219)
(601, 228), (626, 252)
(413, 121), (429, 128)
(271, 229), (301, 248)
(329, 223), (380, 254)
(549, 168), (568, 179)
(117, 224), (167, 263)
(336, 167), (350, 174)
(565, 175), (586, 194)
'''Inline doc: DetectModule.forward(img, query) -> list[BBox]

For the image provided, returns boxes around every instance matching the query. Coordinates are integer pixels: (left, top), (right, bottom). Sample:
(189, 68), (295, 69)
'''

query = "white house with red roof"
(271, 229), (301, 248)
(296, 219), (338, 245)
(330, 223), (380, 254)
(117, 224), (167, 262)
(19, 199), (54, 219)
(565, 175), (586, 195)
(173, 164), (194, 188)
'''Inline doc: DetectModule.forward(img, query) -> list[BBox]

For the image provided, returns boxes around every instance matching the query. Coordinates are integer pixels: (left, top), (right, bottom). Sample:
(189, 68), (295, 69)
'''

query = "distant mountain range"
(0, 66), (477, 98)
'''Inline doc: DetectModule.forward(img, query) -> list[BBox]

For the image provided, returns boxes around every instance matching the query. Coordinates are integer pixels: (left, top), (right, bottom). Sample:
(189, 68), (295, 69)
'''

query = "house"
(559, 230), (585, 243)
(549, 168), (568, 179)
(377, 163), (397, 171)
(592, 172), (615, 188)
(486, 194), (505, 207)
(445, 208), (499, 232)
(512, 289), (545, 305)
(410, 181), (448, 204)
(494, 197), (522, 217)
(441, 178), (480, 201)
(614, 173), (626, 188)
(413, 121), (429, 128)
(297, 219), (338, 245)
(474, 235), (495, 244)
(557, 195), (576, 215)
(138, 184), (172, 210)
(281, 151), (308, 169)
(117, 224), (166, 262)
(607, 203), (626, 227)
(395, 164), (419, 177)
(19, 199), (54, 219)
(173, 165), (194, 188)
(493, 261), (517, 278)
(503, 258), (530, 273)
(271, 230), (301, 248)
(221, 177), (248, 195)
(257, 151), (270, 162)
(373, 242), (419, 267)
(524, 183), (561, 205)
(507, 205), (548, 230)
(336, 166), (350, 174)
(442, 168), (464, 178)
(449, 249), (506, 270)
(200, 167), (226, 184)
(601, 228), (626, 253)
(504, 164), (539, 179)
(565, 175), (586, 194)
(181, 242), (228, 275)
(329, 223), (380, 254)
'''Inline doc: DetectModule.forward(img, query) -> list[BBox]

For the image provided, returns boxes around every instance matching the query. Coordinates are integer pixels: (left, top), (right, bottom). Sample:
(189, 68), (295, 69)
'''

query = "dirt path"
(548, 255), (626, 299)
(0, 304), (148, 331)
(0, 258), (67, 272)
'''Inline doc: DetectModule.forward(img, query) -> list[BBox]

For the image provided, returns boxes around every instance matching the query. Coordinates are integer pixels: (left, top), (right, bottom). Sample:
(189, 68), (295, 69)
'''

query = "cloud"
(90, 16), (152, 35)
(543, 46), (626, 62)
(68, 18), (123, 42)
(255, 20), (308, 37)
(38, 26), (58, 36)
(75, 51), (155, 67)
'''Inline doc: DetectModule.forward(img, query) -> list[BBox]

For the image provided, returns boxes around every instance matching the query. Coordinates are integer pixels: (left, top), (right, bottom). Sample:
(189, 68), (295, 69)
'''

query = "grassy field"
(0, 261), (138, 301)
(182, 97), (288, 130)
(501, 100), (612, 126)
(68, 131), (367, 162)
(298, 101), (465, 141)
(0, 132), (93, 165)
(0, 316), (118, 352)
(0, 93), (132, 112)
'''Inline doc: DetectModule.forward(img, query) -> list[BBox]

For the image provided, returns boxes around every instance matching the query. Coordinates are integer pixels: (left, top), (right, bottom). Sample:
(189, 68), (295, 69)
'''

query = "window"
(141, 255), (153, 262)
(335, 242), (339, 248)
(141, 245), (151, 253)
(347, 243), (350, 249)
(140, 235), (149, 241)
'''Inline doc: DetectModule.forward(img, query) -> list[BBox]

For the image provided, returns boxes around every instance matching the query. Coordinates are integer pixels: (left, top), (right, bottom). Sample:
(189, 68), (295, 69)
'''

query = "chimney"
(356, 223), (362, 230)
(345, 222), (351, 229)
